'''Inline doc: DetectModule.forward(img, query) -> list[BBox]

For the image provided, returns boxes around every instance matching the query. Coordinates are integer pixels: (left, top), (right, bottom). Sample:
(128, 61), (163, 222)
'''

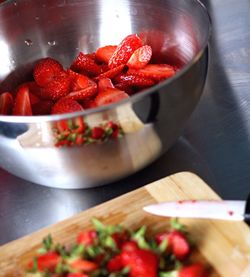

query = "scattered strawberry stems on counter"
(24, 219), (209, 277)
(53, 119), (123, 147)
(0, 34), (176, 116)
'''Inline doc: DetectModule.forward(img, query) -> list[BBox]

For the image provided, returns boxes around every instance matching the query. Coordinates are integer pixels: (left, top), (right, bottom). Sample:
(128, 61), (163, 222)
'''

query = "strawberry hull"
(0, 0), (210, 188)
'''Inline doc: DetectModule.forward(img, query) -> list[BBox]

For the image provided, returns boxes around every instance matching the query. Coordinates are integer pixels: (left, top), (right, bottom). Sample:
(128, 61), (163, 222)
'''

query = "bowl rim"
(0, 0), (211, 123)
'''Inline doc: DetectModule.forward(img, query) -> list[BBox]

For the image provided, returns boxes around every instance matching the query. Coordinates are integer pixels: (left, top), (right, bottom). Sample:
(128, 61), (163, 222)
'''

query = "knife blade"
(143, 194), (250, 224)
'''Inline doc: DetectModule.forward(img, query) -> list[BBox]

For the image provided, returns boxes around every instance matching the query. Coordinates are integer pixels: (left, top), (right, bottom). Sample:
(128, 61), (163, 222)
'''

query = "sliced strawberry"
(115, 74), (155, 88)
(12, 85), (32, 115)
(178, 263), (208, 277)
(127, 45), (152, 69)
(95, 87), (129, 107)
(32, 100), (53, 115)
(29, 92), (40, 105)
(95, 45), (117, 64)
(33, 57), (64, 87)
(82, 99), (98, 109)
(91, 126), (104, 139)
(70, 52), (102, 76)
(77, 230), (97, 246)
(69, 259), (98, 272)
(107, 254), (123, 272)
(27, 252), (61, 271)
(64, 83), (98, 101)
(67, 69), (93, 91)
(156, 230), (190, 260)
(98, 78), (115, 93)
(114, 83), (135, 95)
(40, 73), (72, 100)
(128, 64), (176, 81)
(95, 64), (125, 80)
(0, 92), (14, 115)
(121, 248), (158, 277)
(51, 98), (84, 114)
(17, 82), (42, 98)
(108, 34), (143, 68)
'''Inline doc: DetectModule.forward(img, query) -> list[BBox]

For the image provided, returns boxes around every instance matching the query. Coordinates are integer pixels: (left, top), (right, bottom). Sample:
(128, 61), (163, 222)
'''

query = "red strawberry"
(115, 74), (155, 88)
(17, 82), (42, 98)
(156, 230), (190, 260)
(121, 248), (158, 277)
(73, 117), (86, 134)
(77, 230), (97, 246)
(108, 34), (143, 68)
(127, 45), (152, 69)
(82, 99), (98, 109)
(95, 88), (129, 107)
(33, 57), (64, 87)
(111, 231), (129, 248)
(71, 52), (102, 76)
(91, 127), (104, 139)
(107, 254), (123, 272)
(128, 64), (176, 81)
(51, 98), (84, 114)
(67, 69), (93, 91)
(95, 64), (125, 80)
(95, 45), (117, 64)
(0, 92), (13, 115)
(64, 83), (98, 101)
(98, 78), (115, 92)
(69, 259), (98, 272)
(27, 252), (61, 271)
(12, 85), (32, 115)
(114, 83), (135, 95)
(40, 73), (71, 100)
(32, 100), (53, 115)
(178, 263), (208, 277)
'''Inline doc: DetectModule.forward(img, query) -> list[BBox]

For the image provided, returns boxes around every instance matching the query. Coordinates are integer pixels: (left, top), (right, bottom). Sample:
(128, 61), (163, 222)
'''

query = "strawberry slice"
(67, 69), (93, 91)
(178, 263), (208, 277)
(12, 85), (32, 115)
(40, 73), (72, 100)
(0, 92), (14, 115)
(82, 99), (98, 109)
(51, 98), (84, 114)
(108, 34), (143, 68)
(64, 83), (98, 101)
(33, 57), (64, 87)
(127, 45), (152, 69)
(96, 45), (117, 64)
(115, 74), (155, 88)
(69, 259), (98, 272)
(70, 52), (102, 76)
(128, 64), (176, 81)
(95, 87), (129, 107)
(95, 64), (125, 80)
(98, 78), (115, 92)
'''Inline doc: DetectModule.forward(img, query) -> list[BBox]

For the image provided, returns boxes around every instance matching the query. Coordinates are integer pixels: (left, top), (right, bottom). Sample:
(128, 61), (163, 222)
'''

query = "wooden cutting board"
(0, 172), (249, 277)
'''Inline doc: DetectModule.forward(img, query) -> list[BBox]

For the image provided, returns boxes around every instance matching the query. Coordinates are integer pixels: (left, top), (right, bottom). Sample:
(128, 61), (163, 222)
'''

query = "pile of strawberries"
(0, 34), (176, 116)
(25, 219), (209, 277)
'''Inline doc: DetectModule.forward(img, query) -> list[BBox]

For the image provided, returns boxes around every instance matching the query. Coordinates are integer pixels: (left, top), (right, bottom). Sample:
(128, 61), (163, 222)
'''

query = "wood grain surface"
(0, 172), (249, 276)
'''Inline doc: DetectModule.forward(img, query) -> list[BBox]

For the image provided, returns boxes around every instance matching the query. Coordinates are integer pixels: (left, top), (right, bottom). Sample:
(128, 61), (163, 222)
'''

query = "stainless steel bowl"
(0, 0), (210, 188)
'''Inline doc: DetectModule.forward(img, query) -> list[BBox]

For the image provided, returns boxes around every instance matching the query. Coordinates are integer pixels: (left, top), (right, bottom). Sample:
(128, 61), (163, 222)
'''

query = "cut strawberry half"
(108, 34), (143, 68)
(95, 64), (125, 80)
(128, 64), (176, 81)
(0, 92), (14, 115)
(98, 78), (115, 93)
(95, 45), (117, 64)
(115, 74), (155, 88)
(64, 83), (98, 101)
(67, 69), (93, 91)
(95, 87), (129, 107)
(51, 98), (84, 114)
(178, 263), (208, 277)
(70, 52), (102, 76)
(33, 57), (64, 87)
(12, 85), (32, 115)
(127, 45), (152, 69)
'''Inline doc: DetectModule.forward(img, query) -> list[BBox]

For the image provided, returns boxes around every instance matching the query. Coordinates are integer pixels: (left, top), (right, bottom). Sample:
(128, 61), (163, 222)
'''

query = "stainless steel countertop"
(1, 0), (250, 245)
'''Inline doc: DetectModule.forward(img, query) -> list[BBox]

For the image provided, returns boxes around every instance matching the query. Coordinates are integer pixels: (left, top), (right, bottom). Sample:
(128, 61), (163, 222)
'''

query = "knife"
(143, 194), (250, 225)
